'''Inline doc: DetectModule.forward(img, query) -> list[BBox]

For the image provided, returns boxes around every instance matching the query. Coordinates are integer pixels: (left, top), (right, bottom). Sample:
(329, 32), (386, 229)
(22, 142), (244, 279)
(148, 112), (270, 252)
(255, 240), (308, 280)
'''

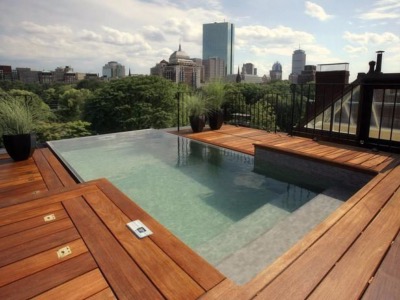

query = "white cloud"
(79, 30), (103, 42)
(236, 25), (315, 46)
(343, 31), (399, 45)
(102, 26), (142, 45)
(359, 11), (400, 20)
(358, 0), (400, 20)
(304, 2), (333, 21)
(21, 21), (72, 35)
(142, 26), (166, 42)
(343, 45), (369, 55)
(163, 18), (202, 44)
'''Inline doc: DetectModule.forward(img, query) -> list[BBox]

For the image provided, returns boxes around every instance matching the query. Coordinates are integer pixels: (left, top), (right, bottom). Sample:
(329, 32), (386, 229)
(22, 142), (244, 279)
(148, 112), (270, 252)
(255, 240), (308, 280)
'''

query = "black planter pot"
(189, 115), (206, 133)
(3, 133), (36, 161)
(208, 109), (224, 130)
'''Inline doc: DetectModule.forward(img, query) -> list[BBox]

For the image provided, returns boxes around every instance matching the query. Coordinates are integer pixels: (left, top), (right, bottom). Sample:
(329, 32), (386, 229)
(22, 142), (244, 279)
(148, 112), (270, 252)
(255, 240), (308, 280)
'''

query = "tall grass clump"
(0, 99), (36, 135)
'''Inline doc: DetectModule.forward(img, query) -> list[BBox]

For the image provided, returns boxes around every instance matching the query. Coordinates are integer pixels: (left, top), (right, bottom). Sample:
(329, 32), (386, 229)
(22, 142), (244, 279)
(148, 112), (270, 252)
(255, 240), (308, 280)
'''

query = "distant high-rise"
(270, 62), (283, 81)
(203, 22), (235, 77)
(242, 63), (257, 75)
(290, 49), (306, 83)
(102, 61), (125, 79)
(203, 57), (225, 82)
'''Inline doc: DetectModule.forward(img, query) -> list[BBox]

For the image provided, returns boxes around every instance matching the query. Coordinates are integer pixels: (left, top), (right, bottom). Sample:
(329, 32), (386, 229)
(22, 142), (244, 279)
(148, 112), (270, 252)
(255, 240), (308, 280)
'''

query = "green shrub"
(35, 120), (92, 143)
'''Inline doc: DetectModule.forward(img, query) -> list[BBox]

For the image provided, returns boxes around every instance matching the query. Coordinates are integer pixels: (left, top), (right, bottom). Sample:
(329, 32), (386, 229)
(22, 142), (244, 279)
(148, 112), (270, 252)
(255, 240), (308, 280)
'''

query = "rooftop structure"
(297, 65), (316, 84)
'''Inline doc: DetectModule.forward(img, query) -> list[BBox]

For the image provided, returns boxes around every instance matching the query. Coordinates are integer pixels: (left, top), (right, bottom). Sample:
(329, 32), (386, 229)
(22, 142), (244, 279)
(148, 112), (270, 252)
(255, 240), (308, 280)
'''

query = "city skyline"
(0, 0), (399, 82)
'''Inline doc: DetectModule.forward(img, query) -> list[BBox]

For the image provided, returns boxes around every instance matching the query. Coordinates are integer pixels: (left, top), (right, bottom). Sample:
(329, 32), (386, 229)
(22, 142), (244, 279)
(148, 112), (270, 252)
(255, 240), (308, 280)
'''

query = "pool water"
(49, 129), (323, 264)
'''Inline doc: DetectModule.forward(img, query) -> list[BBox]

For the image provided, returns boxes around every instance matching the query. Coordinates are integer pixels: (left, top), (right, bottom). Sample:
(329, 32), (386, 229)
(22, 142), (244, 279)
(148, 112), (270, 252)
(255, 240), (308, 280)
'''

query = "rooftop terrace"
(1, 125), (399, 299)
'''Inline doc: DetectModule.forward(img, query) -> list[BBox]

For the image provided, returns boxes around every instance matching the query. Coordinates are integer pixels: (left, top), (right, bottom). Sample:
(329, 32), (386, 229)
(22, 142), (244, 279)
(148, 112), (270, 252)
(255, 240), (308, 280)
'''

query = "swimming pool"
(49, 129), (352, 283)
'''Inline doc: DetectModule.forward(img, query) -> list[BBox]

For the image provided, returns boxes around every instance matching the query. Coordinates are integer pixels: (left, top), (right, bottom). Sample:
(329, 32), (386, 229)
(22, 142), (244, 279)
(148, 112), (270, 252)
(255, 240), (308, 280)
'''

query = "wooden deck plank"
(241, 168), (392, 299)
(84, 190), (205, 299)
(360, 153), (393, 168)
(276, 136), (309, 146)
(0, 202), (64, 226)
(32, 269), (110, 300)
(0, 217), (74, 253)
(0, 253), (98, 300)
(0, 158), (35, 172)
(0, 172), (42, 188)
(0, 180), (99, 209)
(0, 180), (47, 201)
(40, 148), (77, 186)
(0, 227), (80, 268)
(374, 157), (399, 173)
(86, 288), (116, 300)
(63, 196), (164, 300)
(0, 238), (87, 287)
(253, 166), (400, 299)
(199, 279), (240, 300)
(0, 209), (68, 238)
(346, 152), (375, 165)
(363, 231), (400, 299)
(309, 187), (400, 299)
(32, 149), (64, 190)
(0, 183), (98, 214)
(0, 163), (38, 178)
(332, 149), (369, 164)
(96, 178), (225, 291)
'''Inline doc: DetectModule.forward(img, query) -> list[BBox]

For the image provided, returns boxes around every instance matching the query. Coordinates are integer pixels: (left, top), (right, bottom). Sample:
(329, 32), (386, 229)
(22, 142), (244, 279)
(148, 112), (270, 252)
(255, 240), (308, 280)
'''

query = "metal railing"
(176, 83), (400, 152)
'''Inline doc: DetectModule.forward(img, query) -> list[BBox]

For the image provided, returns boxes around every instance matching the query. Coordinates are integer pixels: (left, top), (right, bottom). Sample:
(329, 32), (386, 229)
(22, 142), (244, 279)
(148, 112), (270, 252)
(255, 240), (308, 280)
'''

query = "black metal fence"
(176, 83), (400, 152)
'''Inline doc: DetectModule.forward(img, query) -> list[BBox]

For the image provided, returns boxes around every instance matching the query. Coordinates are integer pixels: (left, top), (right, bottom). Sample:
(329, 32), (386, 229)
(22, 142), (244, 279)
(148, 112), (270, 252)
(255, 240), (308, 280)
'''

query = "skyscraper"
(292, 49), (306, 74)
(203, 22), (235, 77)
(290, 49), (306, 83)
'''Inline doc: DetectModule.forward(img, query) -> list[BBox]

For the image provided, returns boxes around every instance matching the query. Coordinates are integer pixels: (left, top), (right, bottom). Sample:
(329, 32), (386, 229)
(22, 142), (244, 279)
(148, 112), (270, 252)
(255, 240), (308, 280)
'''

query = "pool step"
(215, 186), (348, 285)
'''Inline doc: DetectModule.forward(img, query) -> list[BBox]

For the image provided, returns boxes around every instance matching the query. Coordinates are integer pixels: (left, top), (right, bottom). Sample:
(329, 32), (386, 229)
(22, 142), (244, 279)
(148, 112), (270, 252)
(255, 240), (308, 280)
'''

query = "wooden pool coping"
(1, 125), (400, 299)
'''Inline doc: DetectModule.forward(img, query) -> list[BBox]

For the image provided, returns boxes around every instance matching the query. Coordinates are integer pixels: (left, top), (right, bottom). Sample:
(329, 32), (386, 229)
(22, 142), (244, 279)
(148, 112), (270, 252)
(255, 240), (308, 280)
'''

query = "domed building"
(150, 44), (202, 88)
(169, 45), (191, 64)
(270, 61), (283, 81)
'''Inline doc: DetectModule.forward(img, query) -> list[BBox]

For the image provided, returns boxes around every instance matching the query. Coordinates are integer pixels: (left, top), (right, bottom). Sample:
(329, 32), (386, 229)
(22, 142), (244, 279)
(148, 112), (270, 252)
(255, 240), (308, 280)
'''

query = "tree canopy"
(84, 75), (178, 134)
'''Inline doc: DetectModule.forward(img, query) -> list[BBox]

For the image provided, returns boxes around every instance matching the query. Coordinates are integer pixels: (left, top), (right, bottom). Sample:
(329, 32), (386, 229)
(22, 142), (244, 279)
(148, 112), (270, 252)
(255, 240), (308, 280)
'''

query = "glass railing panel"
(369, 88), (400, 141)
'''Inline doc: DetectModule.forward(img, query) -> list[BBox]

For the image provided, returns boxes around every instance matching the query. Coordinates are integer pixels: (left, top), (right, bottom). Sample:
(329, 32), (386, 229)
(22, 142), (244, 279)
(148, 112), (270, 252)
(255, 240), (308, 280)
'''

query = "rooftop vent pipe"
(375, 50), (384, 73)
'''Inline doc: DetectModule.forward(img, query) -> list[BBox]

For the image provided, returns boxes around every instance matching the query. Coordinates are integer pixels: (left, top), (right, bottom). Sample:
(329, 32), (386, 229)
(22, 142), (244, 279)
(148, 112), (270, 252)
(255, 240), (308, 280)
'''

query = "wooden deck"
(0, 149), (225, 299)
(174, 125), (399, 174)
(1, 125), (400, 299)
(174, 125), (400, 299)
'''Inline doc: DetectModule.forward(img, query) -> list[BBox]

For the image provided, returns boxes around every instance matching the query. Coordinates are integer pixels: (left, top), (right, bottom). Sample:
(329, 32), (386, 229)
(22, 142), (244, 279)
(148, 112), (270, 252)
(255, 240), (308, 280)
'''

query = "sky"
(0, 0), (399, 82)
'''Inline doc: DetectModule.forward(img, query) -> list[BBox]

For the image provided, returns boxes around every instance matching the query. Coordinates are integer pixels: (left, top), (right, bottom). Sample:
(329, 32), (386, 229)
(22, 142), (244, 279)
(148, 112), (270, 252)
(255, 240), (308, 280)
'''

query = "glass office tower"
(203, 22), (235, 76)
